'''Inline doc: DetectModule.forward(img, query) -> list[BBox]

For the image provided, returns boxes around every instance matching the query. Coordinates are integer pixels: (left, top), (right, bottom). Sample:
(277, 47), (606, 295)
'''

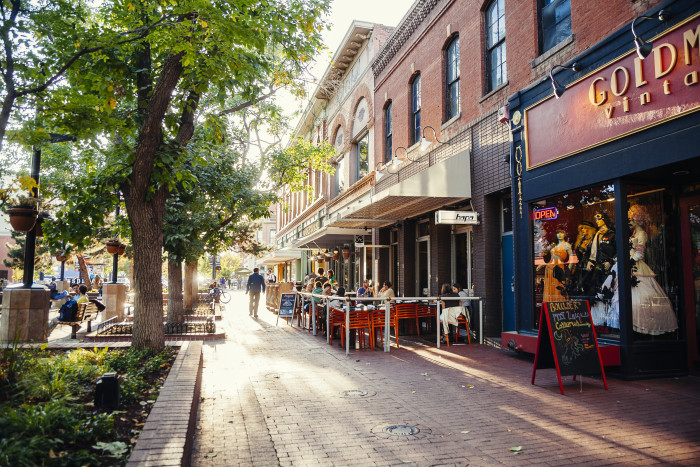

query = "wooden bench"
(56, 302), (100, 338)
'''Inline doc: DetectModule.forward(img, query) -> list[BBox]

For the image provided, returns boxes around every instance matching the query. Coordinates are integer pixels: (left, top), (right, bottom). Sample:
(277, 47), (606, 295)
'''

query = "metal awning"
(259, 250), (302, 265)
(328, 148), (471, 226)
(293, 226), (368, 250)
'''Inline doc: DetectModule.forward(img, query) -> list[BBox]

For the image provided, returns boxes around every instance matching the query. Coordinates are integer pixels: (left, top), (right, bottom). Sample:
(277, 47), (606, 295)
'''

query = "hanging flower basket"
(333, 253), (339, 261)
(117, 243), (126, 256)
(7, 206), (38, 232)
(35, 212), (50, 238)
(106, 240), (120, 254)
(342, 247), (351, 259)
(55, 251), (68, 262)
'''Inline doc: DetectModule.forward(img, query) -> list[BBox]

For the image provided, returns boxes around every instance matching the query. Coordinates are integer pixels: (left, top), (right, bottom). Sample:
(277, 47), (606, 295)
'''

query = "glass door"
(680, 195), (700, 375)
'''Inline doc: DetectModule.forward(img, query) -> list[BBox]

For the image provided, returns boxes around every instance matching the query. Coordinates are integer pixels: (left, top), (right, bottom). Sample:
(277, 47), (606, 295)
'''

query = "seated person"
(76, 285), (89, 305)
(48, 281), (69, 301)
(329, 286), (346, 309)
(377, 280), (395, 299)
(303, 281), (324, 312)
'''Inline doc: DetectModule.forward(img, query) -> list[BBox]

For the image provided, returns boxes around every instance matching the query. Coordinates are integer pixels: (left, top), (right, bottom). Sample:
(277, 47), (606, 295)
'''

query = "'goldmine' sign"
(524, 16), (700, 169)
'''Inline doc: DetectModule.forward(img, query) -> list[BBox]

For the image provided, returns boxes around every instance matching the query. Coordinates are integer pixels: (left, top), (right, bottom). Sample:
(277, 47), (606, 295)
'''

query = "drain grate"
(371, 423), (430, 440)
(341, 389), (376, 398)
(385, 424), (420, 436)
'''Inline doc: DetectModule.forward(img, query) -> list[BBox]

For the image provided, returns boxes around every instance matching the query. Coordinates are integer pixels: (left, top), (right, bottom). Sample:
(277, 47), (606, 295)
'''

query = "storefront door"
(680, 195), (700, 375)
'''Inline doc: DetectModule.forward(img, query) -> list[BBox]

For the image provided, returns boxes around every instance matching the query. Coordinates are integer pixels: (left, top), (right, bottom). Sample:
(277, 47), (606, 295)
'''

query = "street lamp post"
(21, 134), (75, 288)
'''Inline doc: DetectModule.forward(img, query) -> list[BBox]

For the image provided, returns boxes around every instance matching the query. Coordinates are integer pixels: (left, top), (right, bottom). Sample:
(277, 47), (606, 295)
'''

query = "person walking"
(246, 267), (266, 318)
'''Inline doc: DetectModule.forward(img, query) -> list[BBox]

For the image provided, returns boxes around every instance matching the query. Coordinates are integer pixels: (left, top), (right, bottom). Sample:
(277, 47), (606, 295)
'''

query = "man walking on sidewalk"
(246, 267), (266, 318)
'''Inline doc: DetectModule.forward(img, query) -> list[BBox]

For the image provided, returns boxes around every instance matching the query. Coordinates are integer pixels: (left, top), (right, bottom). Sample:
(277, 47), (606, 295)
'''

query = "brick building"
(504, 0), (700, 378)
(272, 21), (394, 290)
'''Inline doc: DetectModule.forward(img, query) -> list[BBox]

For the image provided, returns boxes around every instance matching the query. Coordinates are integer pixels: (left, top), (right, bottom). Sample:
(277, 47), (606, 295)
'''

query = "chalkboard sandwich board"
(276, 293), (297, 326)
(531, 300), (608, 395)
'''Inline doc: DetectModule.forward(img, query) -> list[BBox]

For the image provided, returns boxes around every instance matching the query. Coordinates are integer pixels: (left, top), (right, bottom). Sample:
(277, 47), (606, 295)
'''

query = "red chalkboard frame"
(531, 300), (609, 395)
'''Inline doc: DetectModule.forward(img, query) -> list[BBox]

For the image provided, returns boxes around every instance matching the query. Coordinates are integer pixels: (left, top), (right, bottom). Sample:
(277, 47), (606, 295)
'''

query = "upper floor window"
(410, 73), (421, 145)
(486, 0), (506, 92)
(336, 156), (346, 196)
(540, 0), (571, 53)
(356, 132), (369, 181)
(445, 35), (460, 120)
(384, 101), (393, 163)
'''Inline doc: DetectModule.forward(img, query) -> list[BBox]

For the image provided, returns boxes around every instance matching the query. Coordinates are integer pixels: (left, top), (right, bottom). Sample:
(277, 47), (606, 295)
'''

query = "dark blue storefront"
(505, 0), (700, 379)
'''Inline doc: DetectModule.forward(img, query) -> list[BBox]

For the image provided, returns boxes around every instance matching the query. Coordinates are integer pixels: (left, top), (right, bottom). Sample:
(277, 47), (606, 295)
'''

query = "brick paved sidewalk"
(192, 291), (700, 466)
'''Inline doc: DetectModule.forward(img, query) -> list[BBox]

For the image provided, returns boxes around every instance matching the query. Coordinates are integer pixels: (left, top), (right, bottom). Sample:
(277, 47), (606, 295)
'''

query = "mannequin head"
(594, 212), (612, 230)
(555, 228), (568, 241)
(628, 204), (650, 228)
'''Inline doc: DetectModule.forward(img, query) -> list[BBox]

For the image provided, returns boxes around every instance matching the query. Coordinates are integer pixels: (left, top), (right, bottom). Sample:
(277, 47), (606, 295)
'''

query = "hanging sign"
(354, 235), (365, 248)
(435, 210), (479, 225)
(533, 206), (558, 220)
(531, 300), (608, 395)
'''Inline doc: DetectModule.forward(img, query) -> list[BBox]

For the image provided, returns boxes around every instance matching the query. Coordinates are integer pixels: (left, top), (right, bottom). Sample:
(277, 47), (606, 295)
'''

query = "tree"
(24, 0), (332, 350)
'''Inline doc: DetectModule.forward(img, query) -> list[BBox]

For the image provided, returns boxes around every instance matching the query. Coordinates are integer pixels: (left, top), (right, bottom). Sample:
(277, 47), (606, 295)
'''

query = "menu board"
(532, 300), (608, 394)
(278, 293), (296, 317)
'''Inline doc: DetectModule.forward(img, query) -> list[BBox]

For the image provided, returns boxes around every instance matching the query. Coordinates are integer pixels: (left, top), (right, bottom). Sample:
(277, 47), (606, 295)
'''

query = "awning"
(259, 250), (302, 265)
(327, 148), (471, 227)
(293, 226), (368, 250)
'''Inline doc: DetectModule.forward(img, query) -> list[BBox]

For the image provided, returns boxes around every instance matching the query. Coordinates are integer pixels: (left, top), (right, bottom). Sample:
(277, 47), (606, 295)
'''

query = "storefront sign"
(354, 235), (365, 248)
(525, 16), (700, 169)
(301, 222), (319, 237)
(435, 210), (479, 225)
(533, 206), (558, 220)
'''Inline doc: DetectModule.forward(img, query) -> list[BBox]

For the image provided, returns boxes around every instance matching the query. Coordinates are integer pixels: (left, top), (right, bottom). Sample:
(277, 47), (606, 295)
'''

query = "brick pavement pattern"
(192, 291), (700, 466)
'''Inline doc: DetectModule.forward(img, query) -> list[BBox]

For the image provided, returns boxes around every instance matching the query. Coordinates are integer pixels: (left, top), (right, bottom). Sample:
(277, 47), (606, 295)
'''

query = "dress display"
(541, 233), (573, 303)
(629, 228), (678, 335)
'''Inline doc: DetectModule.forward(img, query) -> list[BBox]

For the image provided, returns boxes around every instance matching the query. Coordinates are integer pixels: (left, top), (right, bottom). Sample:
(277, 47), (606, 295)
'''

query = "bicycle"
(208, 286), (231, 304)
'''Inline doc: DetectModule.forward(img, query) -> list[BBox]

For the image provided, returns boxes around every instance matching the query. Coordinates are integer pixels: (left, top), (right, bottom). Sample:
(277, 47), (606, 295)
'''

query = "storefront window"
(531, 184), (618, 338)
(627, 186), (680, 341)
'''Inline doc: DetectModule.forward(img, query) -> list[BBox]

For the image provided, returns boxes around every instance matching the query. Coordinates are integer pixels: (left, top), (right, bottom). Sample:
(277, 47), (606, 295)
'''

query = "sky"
(277, 0), (416, 120)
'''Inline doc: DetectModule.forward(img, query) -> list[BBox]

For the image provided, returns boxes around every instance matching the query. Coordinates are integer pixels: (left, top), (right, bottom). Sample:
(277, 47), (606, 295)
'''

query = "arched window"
(445, 35), (460, 120)
(410, 73), (421, 145)
(485, 0), (506, 92)
(384, 101), (393, 163)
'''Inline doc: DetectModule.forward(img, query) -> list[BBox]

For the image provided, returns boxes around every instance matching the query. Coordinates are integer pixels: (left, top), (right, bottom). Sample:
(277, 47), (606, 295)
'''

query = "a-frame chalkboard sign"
(276, 293), (297, 326)
(531, 300), (608, 395)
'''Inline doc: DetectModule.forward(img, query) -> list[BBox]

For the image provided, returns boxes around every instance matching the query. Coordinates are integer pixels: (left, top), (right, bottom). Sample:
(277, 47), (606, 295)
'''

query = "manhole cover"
(342, 389), (368, 397)
(385, 425), (420, 436)
(371, 423), (430, 440)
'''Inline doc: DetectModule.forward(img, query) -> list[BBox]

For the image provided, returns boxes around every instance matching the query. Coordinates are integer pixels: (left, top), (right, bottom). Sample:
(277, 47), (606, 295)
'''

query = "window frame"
(485, 0), (506, 93)
(538, 0), (571, 54)
(355, 131), (369, 183)
(410, 73), (421, 146)
(384, 101), (393, 163)
(445, 35), (460, 121)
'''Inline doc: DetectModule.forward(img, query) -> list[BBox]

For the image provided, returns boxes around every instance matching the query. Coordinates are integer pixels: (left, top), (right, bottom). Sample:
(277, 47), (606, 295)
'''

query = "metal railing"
(295, 292), (483, 356)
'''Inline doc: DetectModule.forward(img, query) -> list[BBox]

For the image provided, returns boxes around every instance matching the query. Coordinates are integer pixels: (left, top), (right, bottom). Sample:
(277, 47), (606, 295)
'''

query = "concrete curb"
(126, 340), (203, 466)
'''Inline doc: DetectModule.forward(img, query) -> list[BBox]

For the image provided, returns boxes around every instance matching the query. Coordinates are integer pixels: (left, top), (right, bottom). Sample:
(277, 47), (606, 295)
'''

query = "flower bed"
(0, 344), (176, 466)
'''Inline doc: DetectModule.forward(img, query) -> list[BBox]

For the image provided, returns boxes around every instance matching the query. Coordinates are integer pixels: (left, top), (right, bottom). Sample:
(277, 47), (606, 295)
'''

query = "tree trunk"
(76, 253), (93, 290)
(125, 193), (166, 351)
(167, 258), (184, 323)
(183, 261), (196, 312)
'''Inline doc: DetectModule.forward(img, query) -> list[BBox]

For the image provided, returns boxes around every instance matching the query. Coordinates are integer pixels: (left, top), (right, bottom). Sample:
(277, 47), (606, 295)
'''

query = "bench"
(56, 302), (100, 338)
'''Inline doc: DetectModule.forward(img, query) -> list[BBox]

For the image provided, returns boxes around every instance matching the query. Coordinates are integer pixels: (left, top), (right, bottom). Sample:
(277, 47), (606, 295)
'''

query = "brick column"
(102, 283), (127, 321)
(0, 287), (50, 342)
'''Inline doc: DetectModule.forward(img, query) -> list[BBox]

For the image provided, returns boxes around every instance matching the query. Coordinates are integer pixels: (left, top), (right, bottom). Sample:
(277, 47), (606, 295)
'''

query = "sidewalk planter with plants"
(0, 345), (176, 466)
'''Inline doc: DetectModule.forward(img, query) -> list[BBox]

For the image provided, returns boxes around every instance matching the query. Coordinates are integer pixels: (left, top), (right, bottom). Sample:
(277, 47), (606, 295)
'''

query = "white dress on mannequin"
(629, 228), (678, 335)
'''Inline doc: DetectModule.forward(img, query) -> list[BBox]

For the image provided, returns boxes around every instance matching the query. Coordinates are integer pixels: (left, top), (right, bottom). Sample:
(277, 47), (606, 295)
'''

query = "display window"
(531, 185), (618, 338)
(531, 184), (681, 341)
(626, 186), (680, 342)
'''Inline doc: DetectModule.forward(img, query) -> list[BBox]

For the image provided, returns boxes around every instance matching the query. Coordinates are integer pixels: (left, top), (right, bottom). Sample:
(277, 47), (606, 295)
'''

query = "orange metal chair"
(444, 307), (471, 346)
(394, 302), (419, 335)
(328, 306), (346, 346)
(371, 306), (399, 348)
(340, 308), (374, 350)
(417, 302), (437, 334)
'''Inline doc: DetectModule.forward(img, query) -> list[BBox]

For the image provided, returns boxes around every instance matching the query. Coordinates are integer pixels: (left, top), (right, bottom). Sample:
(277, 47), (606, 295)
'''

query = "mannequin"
(569, 220), (597, 297)
(538, 228), (573, 302)
(588, 212), (618, 328)
(628, 205), (678, 335)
